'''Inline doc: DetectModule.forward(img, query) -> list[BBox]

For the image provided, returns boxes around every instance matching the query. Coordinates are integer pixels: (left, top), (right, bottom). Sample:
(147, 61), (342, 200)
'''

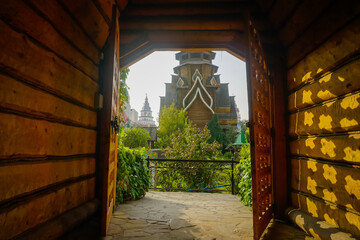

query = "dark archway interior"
(1, 0), (359, 239)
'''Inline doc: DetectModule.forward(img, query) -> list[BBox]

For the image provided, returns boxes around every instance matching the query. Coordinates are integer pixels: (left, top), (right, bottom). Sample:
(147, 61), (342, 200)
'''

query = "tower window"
(190, 53), (201, 58)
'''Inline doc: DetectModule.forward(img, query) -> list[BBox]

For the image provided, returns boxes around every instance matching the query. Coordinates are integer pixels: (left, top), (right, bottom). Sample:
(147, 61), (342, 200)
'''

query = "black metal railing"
(146, 158), (237, 195)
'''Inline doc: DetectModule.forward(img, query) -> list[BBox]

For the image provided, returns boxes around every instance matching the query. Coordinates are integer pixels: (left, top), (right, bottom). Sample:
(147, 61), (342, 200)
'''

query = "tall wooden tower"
(160, 51), (238, 128)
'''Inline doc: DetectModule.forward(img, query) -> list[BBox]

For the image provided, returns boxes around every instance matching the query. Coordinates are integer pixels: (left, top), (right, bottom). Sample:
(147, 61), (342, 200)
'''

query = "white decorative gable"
(183, 69), (214, 113)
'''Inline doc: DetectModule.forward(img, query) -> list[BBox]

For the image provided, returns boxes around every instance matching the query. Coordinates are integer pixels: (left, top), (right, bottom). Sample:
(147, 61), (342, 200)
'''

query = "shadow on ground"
(105, 191), (253, 240)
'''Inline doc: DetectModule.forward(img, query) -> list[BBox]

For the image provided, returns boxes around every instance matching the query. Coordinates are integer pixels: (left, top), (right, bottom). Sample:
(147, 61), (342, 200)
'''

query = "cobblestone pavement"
(105, 191), (253, 240)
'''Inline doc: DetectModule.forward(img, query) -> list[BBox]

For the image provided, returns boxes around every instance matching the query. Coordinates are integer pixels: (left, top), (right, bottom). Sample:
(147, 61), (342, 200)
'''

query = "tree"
(121, 127), (150, 149)
(165, 127), (221, 160)
(207, 114), (225, 147)
(224, 127), (239, 149)
(157, 126), (222, 190)
(155, 103), (190, 148)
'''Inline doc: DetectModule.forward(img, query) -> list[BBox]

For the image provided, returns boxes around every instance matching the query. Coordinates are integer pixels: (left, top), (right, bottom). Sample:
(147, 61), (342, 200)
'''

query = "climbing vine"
(119, 68), (130, 124)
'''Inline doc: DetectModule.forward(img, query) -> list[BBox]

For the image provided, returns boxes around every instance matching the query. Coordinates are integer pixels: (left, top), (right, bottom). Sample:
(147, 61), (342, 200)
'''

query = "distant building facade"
(123, 96), (138, 127)
(160, 51), (238, 128)
(128, 109), (138, 124)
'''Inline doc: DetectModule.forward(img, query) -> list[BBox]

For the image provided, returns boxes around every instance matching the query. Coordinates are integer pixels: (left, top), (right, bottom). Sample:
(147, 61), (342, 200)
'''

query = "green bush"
(207, 114), (225, 146)
(121, 127), (150, 149)
(116, 147), (150, 204)
(155, 103), (190, 148)
(155, 127), (224, 191)
(235, 145), (252, 207)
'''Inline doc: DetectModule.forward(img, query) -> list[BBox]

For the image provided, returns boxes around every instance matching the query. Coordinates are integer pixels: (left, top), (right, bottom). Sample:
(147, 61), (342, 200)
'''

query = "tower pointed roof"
(139, 94), (156, 126)
(142, 94), (151, 112)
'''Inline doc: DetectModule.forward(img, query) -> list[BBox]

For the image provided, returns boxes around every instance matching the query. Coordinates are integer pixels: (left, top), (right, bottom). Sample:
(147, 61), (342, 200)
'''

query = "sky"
(126, 51), (248, 125)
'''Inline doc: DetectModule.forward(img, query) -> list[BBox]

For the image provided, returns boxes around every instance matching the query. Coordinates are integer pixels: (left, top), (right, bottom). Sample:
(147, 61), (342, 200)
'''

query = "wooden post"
(264, 47), (288, 220)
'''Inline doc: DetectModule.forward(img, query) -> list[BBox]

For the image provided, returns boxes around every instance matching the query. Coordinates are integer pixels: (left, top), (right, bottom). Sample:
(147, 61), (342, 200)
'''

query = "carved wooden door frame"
(98, 5), (120, 236)
(246, 18), (274, 240)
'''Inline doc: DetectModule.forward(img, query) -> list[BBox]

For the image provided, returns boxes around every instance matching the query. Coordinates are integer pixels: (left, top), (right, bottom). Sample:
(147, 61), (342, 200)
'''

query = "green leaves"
(155, 127), (222, 191)
(234, 144), (252, 207)
(156, 103), (190, 148)
(165, 127), (221, 160)
(207, 114), (225, 146)
(120, 127), (150, 149)
(116, 147), (150, 204)
(119, 68), (130, 125)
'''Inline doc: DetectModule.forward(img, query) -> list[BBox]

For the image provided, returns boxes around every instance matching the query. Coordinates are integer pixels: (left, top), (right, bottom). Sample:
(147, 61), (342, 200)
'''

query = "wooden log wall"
(287, 14), (360, 238)
(0, 0), (124, 238)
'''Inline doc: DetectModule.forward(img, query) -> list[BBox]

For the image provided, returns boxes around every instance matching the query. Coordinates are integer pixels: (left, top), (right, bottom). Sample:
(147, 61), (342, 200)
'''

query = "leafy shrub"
(222, 151), (234, 160)
(155, 103), (190, 148)
(165, 127), (221, 160)
(207, 114), (225, 146)
(116, 147), (150, 204)
(121, 127), (150, 149)
(155, 127), (223, 191)
(235, 144), (252, 207)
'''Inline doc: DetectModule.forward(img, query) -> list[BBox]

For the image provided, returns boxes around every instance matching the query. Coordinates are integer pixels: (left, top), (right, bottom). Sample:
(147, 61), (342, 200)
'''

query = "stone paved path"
(106, 191), (253, 240)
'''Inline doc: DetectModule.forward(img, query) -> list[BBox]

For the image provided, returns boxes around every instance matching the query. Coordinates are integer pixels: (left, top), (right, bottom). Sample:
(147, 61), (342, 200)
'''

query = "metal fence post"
(231, 158), (235, 195)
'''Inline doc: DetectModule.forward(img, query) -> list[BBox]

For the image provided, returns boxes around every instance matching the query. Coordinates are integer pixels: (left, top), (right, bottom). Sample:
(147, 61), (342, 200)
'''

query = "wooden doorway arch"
(100, 3), (287, 239)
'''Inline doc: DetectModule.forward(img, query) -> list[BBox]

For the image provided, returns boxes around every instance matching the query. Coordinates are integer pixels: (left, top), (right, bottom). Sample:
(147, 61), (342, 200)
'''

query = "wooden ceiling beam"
(256, 0), (275, 13)
(268, 0), (301, 30)
(119, 15), (245, 31)
(287, 1), (360, 68)
(119, 42), (245, 70)
(251, 13), (273, 32)
(278, 0), (331, 47)
(129, 0), (246, 5)
(148, 30), (241, 43)
(120, 32), (150, 58)
(120, 30), (244, 51)
(122, 3), (256, 17)
(115, 0), (128, 11)
(119, 30), (246, 69)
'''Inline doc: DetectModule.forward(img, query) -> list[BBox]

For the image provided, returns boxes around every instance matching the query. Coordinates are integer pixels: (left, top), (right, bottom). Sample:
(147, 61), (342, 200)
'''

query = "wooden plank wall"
(287, 14), (360, 238)
(0, 0), (118, 238)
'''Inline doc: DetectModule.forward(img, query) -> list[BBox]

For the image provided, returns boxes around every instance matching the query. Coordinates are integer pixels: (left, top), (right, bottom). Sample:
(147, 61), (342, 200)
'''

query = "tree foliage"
(121, 127), (150, 149)
(224, 127), (239, 148)
(153, 108), (242, 193)
(207, 114), (225, 146)
(119, 68), (130, 124)
(207, 114), (239, 152)
(234, 144), (252, 207)
(155, 126), (223, 191)
(116, 147), (150, 204)
(165, 127), (221, 160)
(156, 103), (190, 148)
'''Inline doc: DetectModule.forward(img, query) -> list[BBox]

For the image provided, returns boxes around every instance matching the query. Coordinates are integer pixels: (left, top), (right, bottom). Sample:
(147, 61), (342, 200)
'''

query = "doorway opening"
(113, 50), (253, 239)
